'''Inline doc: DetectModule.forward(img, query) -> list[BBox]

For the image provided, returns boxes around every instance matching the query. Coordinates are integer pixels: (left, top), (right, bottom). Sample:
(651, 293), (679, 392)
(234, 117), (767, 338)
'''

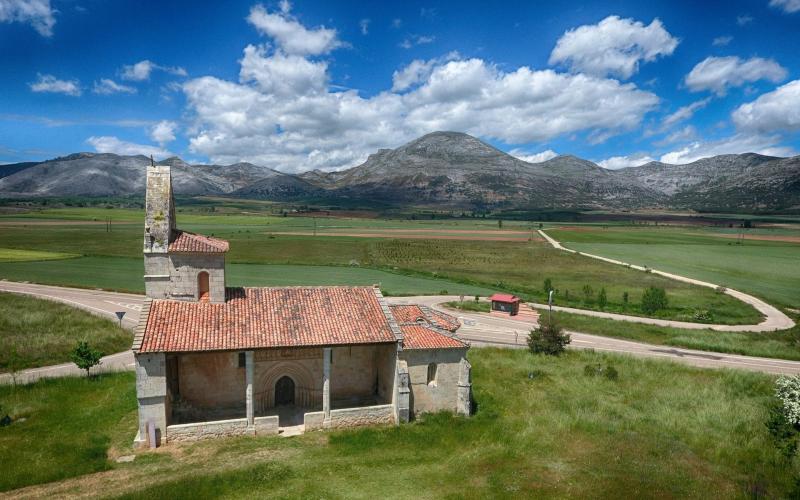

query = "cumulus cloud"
(359, 18), (369, 35)
(659, 134), (796, 164)
(247, 3), (341, 55)
(399, 34), (435, 49)
(770, 0), (800, 13)
(0, 0), (56, 36)
(150, 120), (178, 146)
(509, 149), (558, 163)
(121, 60), (187, 81)
(712, 35), (732, 46)
(86, 135), (172, 158)
(685, 56), (787, 96)
(182, 48), (658, 171)
(391, 52), (459, 92)
(92, 78), (136, 95)
(656, 125), (698, 146)
(29, 74), (81, 96)
(662, 98), (711, 128)
(597, 153), (655, 169)
(736, 14), (753, 26)
(548, 15), (678, 79)
(732, 80), (800, 133)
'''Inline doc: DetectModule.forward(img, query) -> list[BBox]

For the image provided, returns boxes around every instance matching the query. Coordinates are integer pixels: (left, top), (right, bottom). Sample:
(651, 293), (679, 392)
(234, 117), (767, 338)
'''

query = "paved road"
(537, 229), (795, 332)
(1, 282), (799, 384)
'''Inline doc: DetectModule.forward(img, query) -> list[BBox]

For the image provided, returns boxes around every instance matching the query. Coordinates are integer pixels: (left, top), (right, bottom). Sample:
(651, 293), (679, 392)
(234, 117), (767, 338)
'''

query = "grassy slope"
(2, 349), (797, 497)
(0, 292), (132, 372)
(0, 214), (760, 324)
(550, 226), (800, 309)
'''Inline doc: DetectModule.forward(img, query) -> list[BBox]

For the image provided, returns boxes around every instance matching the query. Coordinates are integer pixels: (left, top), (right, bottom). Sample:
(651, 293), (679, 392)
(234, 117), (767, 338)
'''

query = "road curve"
(537, 229), (795, 332)
(1, 281), (799, 384)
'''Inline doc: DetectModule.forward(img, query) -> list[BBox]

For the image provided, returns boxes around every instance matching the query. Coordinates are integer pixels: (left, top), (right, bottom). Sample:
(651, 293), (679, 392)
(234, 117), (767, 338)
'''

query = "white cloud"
(359, 18), (369, 35)
(662, 98), (711, 128)
(246, 3), (341, 56)
(399, 34), (435, 49)
(548, 15), (678, 79)
(92, 78), (136, 95)
(29, 74), (81, 96)
(770, 0), (800, 13)
(597, 153), (655, 169)
(659, 134), (796, 164)
(0, 0), (55, 36)
(685, 56), (787, 96)
(182, 48), (658, 172)
(712, 35), (732, 46)
(736, 14), (753, 26)
(509, 149), (558, 163)
(391, 52), (459, 92)
(732, 80), (800, 133)
(150, 120), (178, 146)
(121, 60), (187, 81)
(86, 136), (172, 158)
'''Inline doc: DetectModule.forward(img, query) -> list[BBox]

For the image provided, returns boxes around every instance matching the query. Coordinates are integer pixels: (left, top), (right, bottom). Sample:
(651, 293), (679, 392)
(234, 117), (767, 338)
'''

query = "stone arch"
(255, 361), (319, 412)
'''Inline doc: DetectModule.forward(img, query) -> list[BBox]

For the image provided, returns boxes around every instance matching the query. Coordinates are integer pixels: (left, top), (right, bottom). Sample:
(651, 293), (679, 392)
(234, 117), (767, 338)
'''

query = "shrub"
(598, 288), (607, 310)
(527, 319), (571, 356)
(692, 309), (714, 322)
(623, 291), (629, 305)
(776, 375), (800, 426)
(543, 278), (552, 295)
(584, 363), (619, 380)
(71, 341), (103, 378)
(641, 287), (668, 315)
(766, 400), (799, 459)
(582, 284), (594, 304)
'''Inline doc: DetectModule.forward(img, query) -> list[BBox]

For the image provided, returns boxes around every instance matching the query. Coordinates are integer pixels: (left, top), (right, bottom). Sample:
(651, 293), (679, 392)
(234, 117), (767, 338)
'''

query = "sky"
(0, 0), (799, 171)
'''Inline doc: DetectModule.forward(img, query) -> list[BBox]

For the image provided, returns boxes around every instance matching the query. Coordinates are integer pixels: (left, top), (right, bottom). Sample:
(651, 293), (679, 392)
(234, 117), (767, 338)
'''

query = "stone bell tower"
(143, 165), (177, 299)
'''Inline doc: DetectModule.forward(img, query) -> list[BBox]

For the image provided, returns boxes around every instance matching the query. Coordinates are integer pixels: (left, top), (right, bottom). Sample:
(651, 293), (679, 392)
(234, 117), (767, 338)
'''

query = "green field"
(0, 292), (132, 372)
(0, 208), (762, 324)
(1, 349), (797, 497)
(549, 226), (800, 309)
(0, 248), (77, 262)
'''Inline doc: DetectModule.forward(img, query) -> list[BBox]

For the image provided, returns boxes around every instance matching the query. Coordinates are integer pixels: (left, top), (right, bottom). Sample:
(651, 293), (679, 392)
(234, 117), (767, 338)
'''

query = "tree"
(598, 287), (607, 310)
(543, 278), (552, 295)
(776, 375), (800, 426)
(527, 318), (571, 355)
(582, 284), (594, 304)
(498, 219), (503, 229)
(622, 291), (629, 306)
(641, 287), (668, 314)
(71, 341), (103, 378)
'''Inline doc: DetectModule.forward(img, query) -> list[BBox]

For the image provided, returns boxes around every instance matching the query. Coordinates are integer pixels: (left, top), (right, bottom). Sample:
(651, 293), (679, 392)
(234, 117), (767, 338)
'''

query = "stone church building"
(133, 165), (471, 445)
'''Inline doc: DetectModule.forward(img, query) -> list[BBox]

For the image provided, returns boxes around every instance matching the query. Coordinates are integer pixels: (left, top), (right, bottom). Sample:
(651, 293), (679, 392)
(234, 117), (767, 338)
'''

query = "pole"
(548, 290), (554, 324)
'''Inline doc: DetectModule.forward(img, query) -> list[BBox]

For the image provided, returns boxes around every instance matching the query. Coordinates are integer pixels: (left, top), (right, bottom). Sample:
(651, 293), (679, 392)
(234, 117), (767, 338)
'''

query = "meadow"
(0, 207), (762, 324)
(1, 348), (797, 497)
(549, 225), (800, 310)
(0, 292), (131, 373)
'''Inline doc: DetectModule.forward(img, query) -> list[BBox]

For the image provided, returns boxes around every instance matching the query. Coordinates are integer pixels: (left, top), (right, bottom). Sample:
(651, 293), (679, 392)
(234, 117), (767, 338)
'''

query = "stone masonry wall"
(400, 348), (468, 416)
(168, 253), (226, 303)
(327, 404), (394, 429)
(179, 352), (245, 408)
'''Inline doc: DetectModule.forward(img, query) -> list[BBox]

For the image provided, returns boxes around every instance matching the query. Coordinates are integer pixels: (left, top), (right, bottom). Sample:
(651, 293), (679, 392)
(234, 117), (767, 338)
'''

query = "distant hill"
(1, 131), (798, 212)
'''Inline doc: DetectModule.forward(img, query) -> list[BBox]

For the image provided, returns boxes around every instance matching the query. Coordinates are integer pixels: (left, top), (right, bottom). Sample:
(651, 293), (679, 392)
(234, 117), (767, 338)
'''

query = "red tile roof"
(489, 293), (519, 303)
(169, 230), (229, 253)
(400, 325), (468, 350)
(138, 286), (397, 353)
(389, 305), (459, 332)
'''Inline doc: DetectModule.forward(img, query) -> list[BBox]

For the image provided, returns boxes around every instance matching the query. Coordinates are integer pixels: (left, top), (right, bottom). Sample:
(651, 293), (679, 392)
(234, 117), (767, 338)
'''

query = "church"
(133, 165), (472, 445)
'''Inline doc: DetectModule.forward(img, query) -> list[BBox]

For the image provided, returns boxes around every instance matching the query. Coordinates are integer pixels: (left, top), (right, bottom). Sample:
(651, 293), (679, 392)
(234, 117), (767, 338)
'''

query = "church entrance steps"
(279, 424), (305, 437)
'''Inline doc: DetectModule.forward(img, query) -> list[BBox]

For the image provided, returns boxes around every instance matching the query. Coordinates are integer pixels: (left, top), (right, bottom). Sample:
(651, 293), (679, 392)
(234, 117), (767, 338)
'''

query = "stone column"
(457, 357), (472, 416)
(322, 347), (332, 425)
(245, 351), (254, 426)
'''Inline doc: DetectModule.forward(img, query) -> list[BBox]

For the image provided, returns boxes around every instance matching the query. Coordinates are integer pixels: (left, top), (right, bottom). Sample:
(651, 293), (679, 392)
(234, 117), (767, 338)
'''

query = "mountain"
(0, 131), (798, 212)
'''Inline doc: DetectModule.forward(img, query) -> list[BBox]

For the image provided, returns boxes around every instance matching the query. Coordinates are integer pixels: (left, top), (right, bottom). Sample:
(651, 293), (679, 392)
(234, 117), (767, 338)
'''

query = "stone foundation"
(166, 415), (279, 443)
(327, 404), (394, 429)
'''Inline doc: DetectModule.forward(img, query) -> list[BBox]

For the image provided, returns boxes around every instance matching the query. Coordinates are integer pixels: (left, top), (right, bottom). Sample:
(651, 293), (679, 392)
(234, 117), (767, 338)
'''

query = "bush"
(766, 400), (799, 459)
(622, 291), (629, 306)
(71, 341), (103, 378)
(692, 309), (714, 322)
(543, 278), (552, 296)
(598, 288), (607, 310)
(641, 287), (668, 315)
(582, 284), (594, 304)
(584, 363), (619, 380)
(776, 375), (800, 426)
(527, 319), (571, 356)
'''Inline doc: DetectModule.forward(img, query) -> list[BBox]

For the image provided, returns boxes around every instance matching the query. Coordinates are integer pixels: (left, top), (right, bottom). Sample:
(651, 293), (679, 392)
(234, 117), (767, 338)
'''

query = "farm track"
(2, 281), (800, 383)
(537, 229), (795, 332)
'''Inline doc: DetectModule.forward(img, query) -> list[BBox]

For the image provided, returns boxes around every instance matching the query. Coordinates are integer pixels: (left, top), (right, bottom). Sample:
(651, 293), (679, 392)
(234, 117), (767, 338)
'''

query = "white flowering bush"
(775, 375), (800, 426)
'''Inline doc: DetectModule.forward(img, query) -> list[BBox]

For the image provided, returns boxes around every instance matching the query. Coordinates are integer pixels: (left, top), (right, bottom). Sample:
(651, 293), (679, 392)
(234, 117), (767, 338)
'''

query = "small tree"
(776, 375), (800, 426)
(543, 278), (552, 296)
(71, 341), (103, 378)
(641, 287), (668, 314)
(527, 318), (571, 356)
(622, 291), (629, 307)
(598, 288), (607, 310)
(498, 219), (503, 229)
(582, 284), (594, 304)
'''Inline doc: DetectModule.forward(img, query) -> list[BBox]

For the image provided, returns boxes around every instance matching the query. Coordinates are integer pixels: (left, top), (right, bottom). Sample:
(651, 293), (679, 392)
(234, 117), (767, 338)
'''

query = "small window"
(238, 352), (246, 368)
(427, 363), (438, 387)
(198, 271), (210, 302)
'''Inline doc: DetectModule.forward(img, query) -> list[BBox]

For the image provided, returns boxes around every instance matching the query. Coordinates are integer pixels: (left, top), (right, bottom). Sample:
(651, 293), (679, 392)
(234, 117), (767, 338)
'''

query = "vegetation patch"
(0, 248), (77, 262)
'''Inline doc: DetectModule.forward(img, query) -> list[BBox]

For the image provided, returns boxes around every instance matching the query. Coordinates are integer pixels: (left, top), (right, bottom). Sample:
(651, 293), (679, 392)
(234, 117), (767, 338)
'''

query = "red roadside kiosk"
(489, 293), (521, 316)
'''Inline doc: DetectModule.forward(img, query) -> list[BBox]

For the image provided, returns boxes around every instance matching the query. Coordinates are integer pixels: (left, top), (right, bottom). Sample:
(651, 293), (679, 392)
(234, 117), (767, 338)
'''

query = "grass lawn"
(1, 349), (797, 497)
(0, 256), (496, 297)
(0, 213), (761, 324)
(548, 309), (800, 361)
(0, 292), (132, 372)
(0, 248), (77, 262)
(549, 226), (800, 310)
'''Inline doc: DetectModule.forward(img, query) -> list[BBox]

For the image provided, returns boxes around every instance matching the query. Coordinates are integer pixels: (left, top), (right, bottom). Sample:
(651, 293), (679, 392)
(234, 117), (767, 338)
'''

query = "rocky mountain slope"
(1, 131), (797, 212)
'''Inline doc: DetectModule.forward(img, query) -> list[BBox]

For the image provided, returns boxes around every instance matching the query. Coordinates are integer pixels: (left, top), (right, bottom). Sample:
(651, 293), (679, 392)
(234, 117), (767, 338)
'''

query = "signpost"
(115, 311), (125, 328)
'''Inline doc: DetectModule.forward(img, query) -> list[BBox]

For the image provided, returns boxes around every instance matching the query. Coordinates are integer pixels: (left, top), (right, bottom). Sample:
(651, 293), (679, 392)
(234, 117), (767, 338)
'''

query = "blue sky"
(1, 0), (799, 171)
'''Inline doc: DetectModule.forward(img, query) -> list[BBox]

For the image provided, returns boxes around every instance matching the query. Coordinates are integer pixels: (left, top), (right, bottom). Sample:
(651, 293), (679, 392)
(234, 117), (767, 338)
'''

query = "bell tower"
(143, 165), (176, 299)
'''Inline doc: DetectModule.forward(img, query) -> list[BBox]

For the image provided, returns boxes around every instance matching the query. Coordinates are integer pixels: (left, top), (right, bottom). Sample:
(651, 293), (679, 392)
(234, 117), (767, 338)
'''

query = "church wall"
(375, 343), (397, 402)
(168, 253), (226, 303)
(178, 352), (245, 410)
(330, 345), (379, 403)
(400, 348), (468, 416)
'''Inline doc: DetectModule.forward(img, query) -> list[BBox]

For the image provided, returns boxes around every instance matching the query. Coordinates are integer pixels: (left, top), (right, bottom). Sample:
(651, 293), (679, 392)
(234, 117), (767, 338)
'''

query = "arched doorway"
(197, 272), (209, 302)
(275, 376), (295, 406)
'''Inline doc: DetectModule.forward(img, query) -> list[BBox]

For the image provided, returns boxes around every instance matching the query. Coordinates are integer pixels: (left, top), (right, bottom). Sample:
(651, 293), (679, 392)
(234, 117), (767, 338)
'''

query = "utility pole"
(548, 289), (554, 324)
